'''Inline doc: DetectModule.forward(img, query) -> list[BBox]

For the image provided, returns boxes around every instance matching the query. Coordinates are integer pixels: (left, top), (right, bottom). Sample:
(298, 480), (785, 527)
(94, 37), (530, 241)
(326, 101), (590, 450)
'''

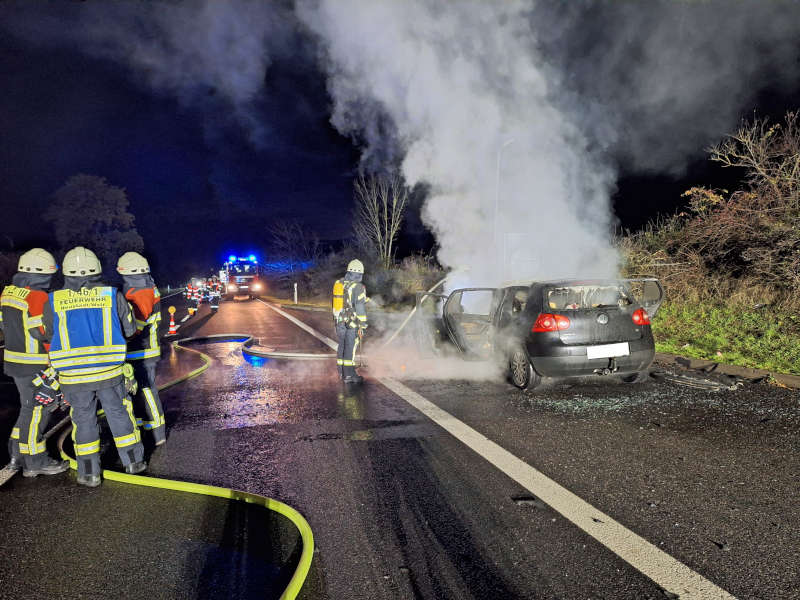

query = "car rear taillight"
(632, 308), (651, 325)
(532, 313), (571, 332)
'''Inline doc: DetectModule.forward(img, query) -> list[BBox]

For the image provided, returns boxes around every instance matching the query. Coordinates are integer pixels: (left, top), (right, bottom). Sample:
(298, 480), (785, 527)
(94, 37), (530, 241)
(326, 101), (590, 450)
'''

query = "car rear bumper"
(526, 338), (654, 378)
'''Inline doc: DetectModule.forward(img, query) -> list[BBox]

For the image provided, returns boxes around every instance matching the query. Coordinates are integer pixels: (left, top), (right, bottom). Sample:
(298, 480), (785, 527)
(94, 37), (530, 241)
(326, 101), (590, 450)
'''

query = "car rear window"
(545, 285), (633, 310)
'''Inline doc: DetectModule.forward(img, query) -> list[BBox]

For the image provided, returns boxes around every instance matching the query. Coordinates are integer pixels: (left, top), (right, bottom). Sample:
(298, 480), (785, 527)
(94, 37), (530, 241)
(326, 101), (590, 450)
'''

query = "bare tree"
(267, 220), (321, 273)
(708, 111), (800, 213)
(352, 173), (409, 269)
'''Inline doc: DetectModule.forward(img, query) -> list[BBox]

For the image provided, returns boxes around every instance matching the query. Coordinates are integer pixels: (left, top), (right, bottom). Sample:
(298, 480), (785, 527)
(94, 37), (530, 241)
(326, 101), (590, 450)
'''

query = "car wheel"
(620, 371), (648, 384)
(509, 348), (541, 390)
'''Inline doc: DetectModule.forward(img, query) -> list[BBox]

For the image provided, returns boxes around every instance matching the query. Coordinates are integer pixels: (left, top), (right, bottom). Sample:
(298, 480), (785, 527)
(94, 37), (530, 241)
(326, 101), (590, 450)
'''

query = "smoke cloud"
(532, 1), (800, 174)
(2, 0), (292, 145)
(297, 0), (619, 285)
(297, 0), (800, 285)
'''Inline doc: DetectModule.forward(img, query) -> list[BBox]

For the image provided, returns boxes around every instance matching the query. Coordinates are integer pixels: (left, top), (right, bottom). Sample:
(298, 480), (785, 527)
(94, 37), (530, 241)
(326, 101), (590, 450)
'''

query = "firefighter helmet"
(117, 251), (150, 274)
(347, 259), (364, 274)
(62, 247), (102, 276)
(18, 248), (58, 274)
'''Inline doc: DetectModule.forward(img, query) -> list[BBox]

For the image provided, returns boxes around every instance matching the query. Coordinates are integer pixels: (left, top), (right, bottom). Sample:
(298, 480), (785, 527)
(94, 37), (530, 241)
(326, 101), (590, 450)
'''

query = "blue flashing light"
(228, 255), (236, 262)
(248, 254), (256, 261)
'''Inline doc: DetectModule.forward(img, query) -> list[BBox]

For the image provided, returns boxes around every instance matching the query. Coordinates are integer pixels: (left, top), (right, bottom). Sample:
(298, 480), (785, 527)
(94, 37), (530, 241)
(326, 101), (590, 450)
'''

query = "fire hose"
(245, 273), (455, 362)
(53, 334), (314, 600)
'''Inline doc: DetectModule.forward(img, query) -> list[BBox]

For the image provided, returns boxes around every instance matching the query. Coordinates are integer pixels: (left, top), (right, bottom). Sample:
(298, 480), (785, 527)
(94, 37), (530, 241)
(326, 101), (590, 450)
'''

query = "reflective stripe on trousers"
(65, 380), (144, 477)
(132, 361), (166, 442)
(336, 324), (360, 379)
(10, 376), (52, 469)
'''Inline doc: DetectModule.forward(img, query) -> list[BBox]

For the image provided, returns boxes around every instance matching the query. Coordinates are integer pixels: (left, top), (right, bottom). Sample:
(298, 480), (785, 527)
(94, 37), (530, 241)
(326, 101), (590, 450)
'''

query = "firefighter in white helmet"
(332, 259), (368, 384)
(40, 247), (145, 487)
(1, 249), (69, 476)
(117, 252), (166, 446)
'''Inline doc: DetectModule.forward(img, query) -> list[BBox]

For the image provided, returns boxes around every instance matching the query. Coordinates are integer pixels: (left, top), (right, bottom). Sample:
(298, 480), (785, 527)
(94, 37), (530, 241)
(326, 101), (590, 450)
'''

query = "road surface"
(1, 295), (798, 599)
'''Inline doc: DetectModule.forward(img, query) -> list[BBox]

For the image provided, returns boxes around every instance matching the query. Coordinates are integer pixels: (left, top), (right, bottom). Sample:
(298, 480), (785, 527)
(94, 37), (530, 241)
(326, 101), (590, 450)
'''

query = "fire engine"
(222, 255), (265, 300)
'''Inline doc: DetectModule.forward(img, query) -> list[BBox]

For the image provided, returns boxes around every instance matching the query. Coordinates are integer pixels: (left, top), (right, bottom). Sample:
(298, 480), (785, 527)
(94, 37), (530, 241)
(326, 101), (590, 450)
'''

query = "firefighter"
(117, 252), (166, 446)
(0, 249), (69, 476)
(209, 277), (221, 311)
(333, 259), (368, 384)
(192, 280), (201, 308)
(41, 247), (145, 487)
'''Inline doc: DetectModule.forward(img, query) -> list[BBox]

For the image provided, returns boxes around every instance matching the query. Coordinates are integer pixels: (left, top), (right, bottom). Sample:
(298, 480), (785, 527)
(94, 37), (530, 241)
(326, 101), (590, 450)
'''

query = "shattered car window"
(511, 290), (528, 313)
(459, 290), (495, 315)
(546, 285), (632, 310)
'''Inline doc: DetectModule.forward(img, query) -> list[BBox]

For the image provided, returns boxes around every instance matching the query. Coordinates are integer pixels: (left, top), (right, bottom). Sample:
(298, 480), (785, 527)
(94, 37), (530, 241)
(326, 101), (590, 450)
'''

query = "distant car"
(415, 278), (663, 389)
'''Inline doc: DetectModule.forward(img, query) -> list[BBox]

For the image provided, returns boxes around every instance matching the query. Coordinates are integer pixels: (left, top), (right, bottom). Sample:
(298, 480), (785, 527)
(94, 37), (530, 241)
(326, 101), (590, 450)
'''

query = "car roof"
(500, 279), (628, 289)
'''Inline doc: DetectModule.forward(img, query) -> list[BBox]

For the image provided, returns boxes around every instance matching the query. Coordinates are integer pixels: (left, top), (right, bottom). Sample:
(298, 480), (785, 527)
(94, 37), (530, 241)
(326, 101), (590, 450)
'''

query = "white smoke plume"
(533, 1), (800, 174)
(2, 0), (291, 145)
(297, 0), (619, 286)
(297, 0), (800, 286)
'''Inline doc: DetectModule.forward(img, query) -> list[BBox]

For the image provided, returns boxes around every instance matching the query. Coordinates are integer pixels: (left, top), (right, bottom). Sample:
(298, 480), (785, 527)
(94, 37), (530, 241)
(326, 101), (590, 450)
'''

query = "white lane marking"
(381, 378), (733, 599)
(181, 315), (191, 323)
(0, 466), (16, 486)
(263, 301), (734, 599)
(258, 300), (338, 350)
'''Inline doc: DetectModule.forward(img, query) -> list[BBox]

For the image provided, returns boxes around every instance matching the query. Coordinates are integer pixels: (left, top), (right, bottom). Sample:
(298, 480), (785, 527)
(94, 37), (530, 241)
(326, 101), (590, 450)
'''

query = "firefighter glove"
(34, 387), (65, 413)
(122, 363), (138, 396)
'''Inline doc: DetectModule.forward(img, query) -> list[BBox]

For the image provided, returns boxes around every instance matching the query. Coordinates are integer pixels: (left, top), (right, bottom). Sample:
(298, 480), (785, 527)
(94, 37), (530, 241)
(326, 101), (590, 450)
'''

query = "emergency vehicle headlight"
(228, 284), (238, 292)
(252, 283), (262, 290)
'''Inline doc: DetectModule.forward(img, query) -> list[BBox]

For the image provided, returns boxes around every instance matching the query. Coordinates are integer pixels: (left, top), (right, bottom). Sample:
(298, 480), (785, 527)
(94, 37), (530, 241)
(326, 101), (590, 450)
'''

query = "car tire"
(509, 347), (541, 390)
(620, 371), (648, 384)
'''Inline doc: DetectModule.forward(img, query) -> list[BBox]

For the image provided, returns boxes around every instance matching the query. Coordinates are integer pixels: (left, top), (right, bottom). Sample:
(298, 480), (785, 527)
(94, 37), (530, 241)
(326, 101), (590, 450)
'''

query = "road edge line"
(259, 300), (338, 350)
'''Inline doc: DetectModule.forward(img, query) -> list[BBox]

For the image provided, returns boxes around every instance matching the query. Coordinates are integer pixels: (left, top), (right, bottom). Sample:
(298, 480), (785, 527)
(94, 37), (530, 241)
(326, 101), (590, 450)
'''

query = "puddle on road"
(166, 340), (371, 429)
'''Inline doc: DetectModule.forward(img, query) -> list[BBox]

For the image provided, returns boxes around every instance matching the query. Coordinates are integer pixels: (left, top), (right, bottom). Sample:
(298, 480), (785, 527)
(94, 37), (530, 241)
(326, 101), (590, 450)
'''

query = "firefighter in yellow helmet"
(332, 259), (368, 384)
(40, 247), (145, 487)
(117, 252), (166, 446)
(1, 249), (69, 476)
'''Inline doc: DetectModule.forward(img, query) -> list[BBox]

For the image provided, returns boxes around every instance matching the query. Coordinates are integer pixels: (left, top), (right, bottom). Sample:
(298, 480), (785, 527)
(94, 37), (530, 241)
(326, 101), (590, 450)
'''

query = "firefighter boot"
(125, 460), (147, 474)
(23, 457), (69, 478)
(77, 473), (101, 488)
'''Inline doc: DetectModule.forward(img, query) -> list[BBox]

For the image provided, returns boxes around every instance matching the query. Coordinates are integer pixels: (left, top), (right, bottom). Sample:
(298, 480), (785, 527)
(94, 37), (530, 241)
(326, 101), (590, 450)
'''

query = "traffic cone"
(167, 313), (178, 336)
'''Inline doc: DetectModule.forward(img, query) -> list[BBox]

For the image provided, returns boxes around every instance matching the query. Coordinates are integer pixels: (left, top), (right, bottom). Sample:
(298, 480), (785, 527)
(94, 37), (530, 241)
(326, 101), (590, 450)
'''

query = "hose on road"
(54, 333), (315, 600)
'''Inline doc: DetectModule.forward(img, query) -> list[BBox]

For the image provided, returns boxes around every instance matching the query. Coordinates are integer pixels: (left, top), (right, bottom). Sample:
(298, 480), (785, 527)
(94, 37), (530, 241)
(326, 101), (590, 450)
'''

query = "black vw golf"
(415, 278), (663, 389)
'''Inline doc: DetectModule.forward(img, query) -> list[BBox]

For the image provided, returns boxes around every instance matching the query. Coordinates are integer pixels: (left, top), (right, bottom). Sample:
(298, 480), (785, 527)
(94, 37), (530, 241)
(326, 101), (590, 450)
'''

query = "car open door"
(622, 278), (664, 317)
(413, 292), (449, 356)
(442, 288), (501, 359)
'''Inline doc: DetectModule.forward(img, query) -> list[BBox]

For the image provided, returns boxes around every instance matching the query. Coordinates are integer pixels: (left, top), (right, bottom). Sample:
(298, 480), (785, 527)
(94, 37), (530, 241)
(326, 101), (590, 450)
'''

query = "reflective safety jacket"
(124, 286), (162, 362)
(0, 284), (49, 377)
(45, 286), (134, 387)
(332, 278), (368, 329)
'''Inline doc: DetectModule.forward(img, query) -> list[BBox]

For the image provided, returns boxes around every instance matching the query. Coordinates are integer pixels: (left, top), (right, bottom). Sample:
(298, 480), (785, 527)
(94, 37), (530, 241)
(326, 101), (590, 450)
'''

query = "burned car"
(415, 279), (663, 389)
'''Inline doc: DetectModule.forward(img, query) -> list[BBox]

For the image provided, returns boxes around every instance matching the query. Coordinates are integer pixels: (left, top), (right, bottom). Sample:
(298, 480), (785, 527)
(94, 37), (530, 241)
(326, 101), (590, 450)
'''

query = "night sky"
(0, 16), (360, 279)
(1, 3), (799, 282)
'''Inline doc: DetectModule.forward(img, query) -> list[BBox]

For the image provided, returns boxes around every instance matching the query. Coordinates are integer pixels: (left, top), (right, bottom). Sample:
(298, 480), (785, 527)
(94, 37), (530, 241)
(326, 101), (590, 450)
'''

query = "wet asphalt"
(1, 295), (798, 599)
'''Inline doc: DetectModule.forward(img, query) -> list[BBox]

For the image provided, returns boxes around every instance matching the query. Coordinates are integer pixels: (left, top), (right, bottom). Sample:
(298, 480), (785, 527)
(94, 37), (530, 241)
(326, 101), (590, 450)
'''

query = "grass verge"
(652, 300), (800, 375)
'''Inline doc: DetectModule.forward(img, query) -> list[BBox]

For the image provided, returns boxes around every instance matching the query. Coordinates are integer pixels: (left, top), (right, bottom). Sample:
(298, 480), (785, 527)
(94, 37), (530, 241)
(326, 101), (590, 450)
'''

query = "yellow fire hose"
(55, 334), (314, 600)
